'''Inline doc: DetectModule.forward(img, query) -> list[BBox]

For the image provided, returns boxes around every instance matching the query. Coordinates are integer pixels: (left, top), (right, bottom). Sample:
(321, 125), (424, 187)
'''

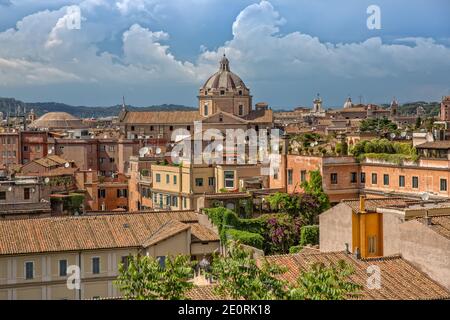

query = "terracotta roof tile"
(190, 224), (220, 242)
(143, 220), (190, 247)
(416, 215), (450, 240)
(122, 111), (202, 124)
(264, 252), (450, 300)
(0, 211), (201, 255)
(343, 197), (414, 213)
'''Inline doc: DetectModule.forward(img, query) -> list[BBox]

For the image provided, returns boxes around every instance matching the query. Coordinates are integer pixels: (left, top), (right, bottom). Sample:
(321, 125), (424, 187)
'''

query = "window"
(23, 145), (28, 152)
(109, 146), (115, 152)
(165, 174), (170, 184)
(440, 178), (447, 192)
(273, 168), (279, 180)
(130, 126), (135, 131)
(36, 145), (41, 152)
(100, 145), (106, 151)
(157, 256), (166, 268)
(350, 172), (357, 183)
(121, 256), (129, 270)
(238, 105), (243, 116)
(224, 171), (235, 188)
(399, 175), (405, 187)
(287, 169), (293, 185)
(98, 189), (106, 198)
(371, 173), (377, 184)
(150, 125), (154, 131)
(300, 170), (307, 183)
(204, 105), (208, 116)
(183, 197), (187, 209)
(208, 177), (215, 186)
(59, 260), (67, 277)
(330, 173), (338, 184)
(169, 126), (174, 131)
(368, 236), (377, 254)
(383, 174), (389, 186)
(99, 157), (105, 164)
(109, 158), (115, 163)
(25, 262), (34, 280)
(187, 125), (191, 131)
(173, 175), (177, 185)
(239, 90), (243, 96)
(92, 257), (100, 274)
(24, 188), (30, 200)
(195, 178), (204, 187)
(412, 176), (419, 189)
(220, 90), (225, 95)
(117, 189), (128, 198)
(0, 191), (5, 201)
(156, 173), (161, 183)
(165, 195), (170, 206)
(172, 196), (178, 207)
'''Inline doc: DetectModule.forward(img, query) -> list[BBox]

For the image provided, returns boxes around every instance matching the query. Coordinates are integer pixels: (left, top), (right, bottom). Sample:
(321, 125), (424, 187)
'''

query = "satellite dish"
(139, 147), (149, 157)
(421, 192), (430, 201)
(44, 177), (50, 184)
(390, 133), (396, 139)
(64, 162), (70, 168)
(216, 144), (223, 152)
(48, 149), (52, 154)
(310, 142), (315, 147)
(155, 147), (162, 155)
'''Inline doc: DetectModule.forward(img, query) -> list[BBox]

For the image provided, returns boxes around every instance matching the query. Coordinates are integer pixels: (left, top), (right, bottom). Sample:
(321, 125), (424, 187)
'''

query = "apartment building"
(0, 210), (219, 300)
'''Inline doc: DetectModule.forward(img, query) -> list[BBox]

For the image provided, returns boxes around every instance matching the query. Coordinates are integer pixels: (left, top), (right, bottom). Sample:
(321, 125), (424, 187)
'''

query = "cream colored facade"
(150, 162), (267, 211)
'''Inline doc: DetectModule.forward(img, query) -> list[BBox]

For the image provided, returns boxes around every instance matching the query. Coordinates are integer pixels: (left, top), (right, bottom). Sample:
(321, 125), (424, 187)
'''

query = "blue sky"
(0, 0), (449, 109)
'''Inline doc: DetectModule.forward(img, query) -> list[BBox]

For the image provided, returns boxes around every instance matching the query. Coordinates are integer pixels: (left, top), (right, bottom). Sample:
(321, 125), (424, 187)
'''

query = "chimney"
(354, 247), (361, 259)
(359, 195), (366, 213)
(345, 243), (350, 254)
(425, 210), (432, 226)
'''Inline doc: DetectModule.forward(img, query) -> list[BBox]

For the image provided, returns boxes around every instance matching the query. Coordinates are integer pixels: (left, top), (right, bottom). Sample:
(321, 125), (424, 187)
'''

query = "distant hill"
(0, 97), (195, 118)
(398, 101), (440, 117)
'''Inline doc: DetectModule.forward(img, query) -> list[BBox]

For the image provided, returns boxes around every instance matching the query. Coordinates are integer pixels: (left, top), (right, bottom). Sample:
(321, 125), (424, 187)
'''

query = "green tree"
(114, 254), (195, 300)
(208, 241), (288, 300)
(267, 192), (300, 216)
(300, 170), (330, 212)
(360, 117), (397, 133)
(289, 260), (361, 300)
(415, 116), (422, 129)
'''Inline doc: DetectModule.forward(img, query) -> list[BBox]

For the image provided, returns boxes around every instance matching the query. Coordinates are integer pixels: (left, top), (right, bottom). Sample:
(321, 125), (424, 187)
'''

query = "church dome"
(30, 112), (86, 130)
(343, 97), (353, 109)
(201, 55), (248, 91)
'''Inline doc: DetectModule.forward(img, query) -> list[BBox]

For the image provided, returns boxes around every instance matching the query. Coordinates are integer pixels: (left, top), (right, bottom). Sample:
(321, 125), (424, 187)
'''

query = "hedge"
(224, 229), (264, 249)
(300, 225), (319, 246)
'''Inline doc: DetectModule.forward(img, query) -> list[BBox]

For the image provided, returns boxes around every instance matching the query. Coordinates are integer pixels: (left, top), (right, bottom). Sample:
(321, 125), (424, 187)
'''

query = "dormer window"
(219, 115), (223, 122)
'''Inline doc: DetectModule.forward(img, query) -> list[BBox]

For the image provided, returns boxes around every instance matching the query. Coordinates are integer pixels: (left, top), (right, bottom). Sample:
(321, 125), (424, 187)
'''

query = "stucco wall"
(319, 203), (353, 252)
(382, 212), (404, 256)
(400, 220), (450, 290)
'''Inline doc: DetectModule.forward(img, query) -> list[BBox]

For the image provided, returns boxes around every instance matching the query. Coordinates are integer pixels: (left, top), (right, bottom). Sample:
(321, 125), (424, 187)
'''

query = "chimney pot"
(359, 195), (366, 213)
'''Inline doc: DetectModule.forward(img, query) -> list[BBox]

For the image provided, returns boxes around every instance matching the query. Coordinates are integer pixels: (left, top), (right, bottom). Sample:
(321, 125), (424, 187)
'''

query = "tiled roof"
(34, 155), (70, 168)
(0, 211), (202, 255)
(187, 285), (238, 300)
(416, 140), (450, 149)
(0, 202), (51, 215)
(121, 111), (202, 124)
(417, 215), (450, 240)
(204, 192), (251, 199)
(244, 109), (273, 123)
(190, 224), (220, 242)
(142, 220), (190, 247)
(264, 252), (450, 300)
(343, 197), (414, 213)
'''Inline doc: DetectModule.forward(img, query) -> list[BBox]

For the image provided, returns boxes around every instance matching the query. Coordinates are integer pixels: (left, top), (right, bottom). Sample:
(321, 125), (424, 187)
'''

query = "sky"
(0, 0), (449, 109)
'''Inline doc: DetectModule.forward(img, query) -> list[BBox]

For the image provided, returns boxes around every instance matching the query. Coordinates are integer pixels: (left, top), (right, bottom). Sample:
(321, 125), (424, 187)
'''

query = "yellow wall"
(352, 212), (383, 258)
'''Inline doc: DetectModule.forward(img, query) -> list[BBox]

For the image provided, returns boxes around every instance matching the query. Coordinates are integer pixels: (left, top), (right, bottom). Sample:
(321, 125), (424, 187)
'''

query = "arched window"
(204, 104), (208, 116)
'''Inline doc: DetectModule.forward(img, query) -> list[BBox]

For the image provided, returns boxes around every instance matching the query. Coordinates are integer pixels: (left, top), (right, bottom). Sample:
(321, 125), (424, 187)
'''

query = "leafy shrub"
(300, 225), (319, 246)
(289, 245), (303, 254)
(224, 229), (264, 249)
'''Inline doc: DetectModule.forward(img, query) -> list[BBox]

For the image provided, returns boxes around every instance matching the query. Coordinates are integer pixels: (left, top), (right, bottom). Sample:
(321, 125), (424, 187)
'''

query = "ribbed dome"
(201, 55), (247, 90)
(30, 112), (86, 130)
(343, 97), (353, 109)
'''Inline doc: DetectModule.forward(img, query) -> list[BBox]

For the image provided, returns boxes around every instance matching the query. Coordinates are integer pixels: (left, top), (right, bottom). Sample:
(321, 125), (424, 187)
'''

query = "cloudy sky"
(0, 0), (449, 108)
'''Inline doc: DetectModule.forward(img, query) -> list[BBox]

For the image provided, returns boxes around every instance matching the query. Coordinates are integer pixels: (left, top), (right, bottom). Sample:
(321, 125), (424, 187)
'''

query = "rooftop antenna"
(122, 96), (126, 112)
(358, 95), (363, 104)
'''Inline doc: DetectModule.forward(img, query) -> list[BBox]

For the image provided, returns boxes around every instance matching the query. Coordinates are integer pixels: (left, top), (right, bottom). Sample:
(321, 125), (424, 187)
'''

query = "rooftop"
(0, 210), (218, 255)
(416, 215), (450, 240)
(265, 251), (450, 300)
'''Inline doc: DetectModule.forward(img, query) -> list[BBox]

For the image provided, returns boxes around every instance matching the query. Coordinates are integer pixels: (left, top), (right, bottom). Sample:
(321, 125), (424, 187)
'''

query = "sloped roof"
(121, 111), (202, 124)
(416, 215), (450, 240)
(244, 109), (273, 123)
(33, 155), (70, 168)
(342, 197), (414, 213)
(0, 211), (202, 255)
(190, 224), (220, 242)
(265, 252), (450, 300)
(142, 220), (190, 247)
(416, 141), (450, 149)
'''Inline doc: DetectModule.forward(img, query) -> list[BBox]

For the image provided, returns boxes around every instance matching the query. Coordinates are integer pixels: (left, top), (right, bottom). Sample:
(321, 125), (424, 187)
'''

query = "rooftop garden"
(351, 138), (419, 164)
(289, 132), (346, 156)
